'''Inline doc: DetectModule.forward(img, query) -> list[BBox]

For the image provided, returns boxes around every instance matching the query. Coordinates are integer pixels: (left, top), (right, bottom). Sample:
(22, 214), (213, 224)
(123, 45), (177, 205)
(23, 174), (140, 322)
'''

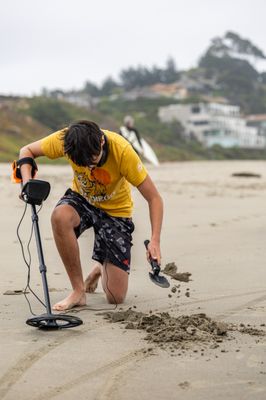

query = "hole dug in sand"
(101, 309), (265, 353)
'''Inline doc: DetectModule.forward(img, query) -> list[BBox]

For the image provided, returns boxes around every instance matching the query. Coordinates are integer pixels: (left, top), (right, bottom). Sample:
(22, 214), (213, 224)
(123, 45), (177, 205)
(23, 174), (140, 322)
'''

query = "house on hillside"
(121, 86), (159, 100)
(158, 102), (266, 149)
(48, 90), (94, 109)
(121, 77), (217, 101)
(178, 72), (220, 94)
(121, 82), (188, 101)
(149, 83), (188, 99)
(62, 92), (94, 109)
(246, 114), (266, 138)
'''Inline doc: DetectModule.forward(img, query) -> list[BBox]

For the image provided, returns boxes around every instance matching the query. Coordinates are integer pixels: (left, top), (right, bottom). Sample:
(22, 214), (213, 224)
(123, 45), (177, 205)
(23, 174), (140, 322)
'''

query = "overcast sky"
(1, 0), (266, 96)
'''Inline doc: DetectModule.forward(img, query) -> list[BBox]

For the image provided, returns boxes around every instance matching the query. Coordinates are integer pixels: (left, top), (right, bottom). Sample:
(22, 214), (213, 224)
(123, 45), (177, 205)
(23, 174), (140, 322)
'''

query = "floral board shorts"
(56, 189), (135, 273)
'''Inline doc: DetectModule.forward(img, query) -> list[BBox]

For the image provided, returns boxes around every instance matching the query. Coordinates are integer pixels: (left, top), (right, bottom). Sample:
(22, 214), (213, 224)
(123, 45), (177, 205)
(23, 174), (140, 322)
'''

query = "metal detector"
(21, 179), (83, 330)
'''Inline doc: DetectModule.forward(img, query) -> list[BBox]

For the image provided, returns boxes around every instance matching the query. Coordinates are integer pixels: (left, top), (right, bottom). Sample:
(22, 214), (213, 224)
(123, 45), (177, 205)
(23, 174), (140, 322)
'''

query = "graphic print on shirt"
(75, 168), (114, 204)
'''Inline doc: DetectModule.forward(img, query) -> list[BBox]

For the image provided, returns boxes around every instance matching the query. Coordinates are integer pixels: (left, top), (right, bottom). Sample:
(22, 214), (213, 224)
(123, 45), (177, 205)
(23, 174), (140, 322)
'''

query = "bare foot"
(84, 263), (101, 293)
(52, 290), (86, 311)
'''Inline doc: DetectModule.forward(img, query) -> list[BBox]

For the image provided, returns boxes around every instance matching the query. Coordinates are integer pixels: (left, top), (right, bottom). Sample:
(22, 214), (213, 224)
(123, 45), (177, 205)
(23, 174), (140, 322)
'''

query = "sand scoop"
(20, 179), (83, 330)
(144, 240), (170, 288)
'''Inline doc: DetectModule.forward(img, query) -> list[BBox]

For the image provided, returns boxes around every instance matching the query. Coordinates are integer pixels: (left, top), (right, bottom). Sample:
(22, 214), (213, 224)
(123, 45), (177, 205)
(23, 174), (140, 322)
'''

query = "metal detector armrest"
(21, 179), (51, 205)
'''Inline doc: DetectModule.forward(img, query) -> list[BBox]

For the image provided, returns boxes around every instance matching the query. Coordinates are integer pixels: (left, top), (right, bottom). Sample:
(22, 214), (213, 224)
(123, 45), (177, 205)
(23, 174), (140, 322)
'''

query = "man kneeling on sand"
(18, 120), (163, 311)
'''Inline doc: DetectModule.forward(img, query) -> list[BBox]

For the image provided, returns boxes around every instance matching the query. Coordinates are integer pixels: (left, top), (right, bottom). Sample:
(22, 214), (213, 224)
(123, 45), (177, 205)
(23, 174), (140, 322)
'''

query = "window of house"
(191, 106), (200, 114)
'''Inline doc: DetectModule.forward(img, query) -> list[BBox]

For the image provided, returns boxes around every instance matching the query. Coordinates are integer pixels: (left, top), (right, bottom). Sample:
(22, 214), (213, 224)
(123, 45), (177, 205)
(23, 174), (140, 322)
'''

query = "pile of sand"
(102, 309), (265, 351)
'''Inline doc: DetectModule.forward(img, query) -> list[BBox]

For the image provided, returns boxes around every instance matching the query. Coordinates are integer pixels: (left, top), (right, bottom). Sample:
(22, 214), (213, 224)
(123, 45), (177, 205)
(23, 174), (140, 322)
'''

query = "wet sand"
(0, 160), (266, 400)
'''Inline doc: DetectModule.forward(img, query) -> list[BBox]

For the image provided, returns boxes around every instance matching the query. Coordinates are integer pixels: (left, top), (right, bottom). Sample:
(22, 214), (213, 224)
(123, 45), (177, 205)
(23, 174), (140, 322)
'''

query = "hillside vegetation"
(0, 100), (50, 162)
(0, 97), (119, 162)
(1, 95), (266, 163)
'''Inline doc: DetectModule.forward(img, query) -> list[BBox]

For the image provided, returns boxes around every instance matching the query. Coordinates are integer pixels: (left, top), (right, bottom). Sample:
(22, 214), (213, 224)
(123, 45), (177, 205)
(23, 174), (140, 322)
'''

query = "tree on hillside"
(83, 81), (100, 97)
(162, 57), (179, 83)
(224, 31), (266, 60)
(120, 58), (179, 89)
(100, 76), (120, 96)
(199, 31), (266, 113)
(203, 31), (266, 61)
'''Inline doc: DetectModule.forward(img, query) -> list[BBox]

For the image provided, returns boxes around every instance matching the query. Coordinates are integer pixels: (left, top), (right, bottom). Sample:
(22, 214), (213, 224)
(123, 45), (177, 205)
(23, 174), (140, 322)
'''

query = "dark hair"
(63, 120), (103, 166)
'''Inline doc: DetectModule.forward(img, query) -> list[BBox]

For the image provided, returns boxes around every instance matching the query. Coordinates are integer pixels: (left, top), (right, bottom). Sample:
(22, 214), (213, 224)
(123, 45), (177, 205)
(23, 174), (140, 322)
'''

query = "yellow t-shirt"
(41, 129), (148, 217)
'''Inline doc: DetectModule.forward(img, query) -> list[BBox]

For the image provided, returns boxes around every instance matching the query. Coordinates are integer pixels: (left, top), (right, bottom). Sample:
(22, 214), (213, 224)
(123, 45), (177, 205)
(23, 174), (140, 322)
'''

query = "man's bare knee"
(51, 206), (79, 232)
(51, 208), (61, 226)
(51, 209), (65, 233)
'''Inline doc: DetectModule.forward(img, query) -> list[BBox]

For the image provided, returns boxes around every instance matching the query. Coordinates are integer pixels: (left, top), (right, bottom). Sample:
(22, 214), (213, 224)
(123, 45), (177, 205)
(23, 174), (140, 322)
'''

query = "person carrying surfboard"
(119, 115), (143, 155)
(17, 120), (163, 311)
(119, 115), (160, 166)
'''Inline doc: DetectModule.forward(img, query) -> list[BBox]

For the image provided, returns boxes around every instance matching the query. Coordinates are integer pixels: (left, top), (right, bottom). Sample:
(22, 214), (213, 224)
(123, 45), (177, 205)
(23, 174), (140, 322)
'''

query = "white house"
(158, 102), (266, 148)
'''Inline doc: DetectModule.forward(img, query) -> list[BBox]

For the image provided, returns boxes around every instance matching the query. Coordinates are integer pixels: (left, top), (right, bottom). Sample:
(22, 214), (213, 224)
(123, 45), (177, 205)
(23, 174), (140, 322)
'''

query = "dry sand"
(0, 160), (266, 400)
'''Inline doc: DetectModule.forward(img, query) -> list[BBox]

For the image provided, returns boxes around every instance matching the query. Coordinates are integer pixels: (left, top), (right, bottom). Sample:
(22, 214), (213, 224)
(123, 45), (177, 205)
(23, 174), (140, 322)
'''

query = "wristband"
(12, 157), (38, 183)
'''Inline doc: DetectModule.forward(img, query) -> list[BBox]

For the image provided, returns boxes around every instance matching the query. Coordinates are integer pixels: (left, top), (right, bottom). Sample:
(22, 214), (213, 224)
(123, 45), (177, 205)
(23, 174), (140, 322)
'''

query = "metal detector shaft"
(31, 203), (52, 315)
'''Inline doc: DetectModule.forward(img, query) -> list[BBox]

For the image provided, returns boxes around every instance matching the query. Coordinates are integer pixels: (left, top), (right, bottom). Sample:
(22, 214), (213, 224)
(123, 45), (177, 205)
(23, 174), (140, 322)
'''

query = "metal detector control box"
(21, 179), (51, 205)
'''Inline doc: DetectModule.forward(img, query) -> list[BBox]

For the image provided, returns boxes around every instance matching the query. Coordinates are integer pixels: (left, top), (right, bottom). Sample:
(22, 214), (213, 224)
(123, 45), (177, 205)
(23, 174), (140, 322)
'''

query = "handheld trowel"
(144, 240), (170, 288)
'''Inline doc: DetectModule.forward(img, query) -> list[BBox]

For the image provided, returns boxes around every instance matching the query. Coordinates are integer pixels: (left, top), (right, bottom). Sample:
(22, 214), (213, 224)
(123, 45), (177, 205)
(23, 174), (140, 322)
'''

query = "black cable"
(16, 202), (46, 315)
(103, 258), (118, 310)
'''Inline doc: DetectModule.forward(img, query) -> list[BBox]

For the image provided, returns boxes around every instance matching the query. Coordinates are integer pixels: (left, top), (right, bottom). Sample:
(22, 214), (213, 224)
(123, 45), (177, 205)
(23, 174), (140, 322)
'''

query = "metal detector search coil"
(26, 313), (83, 330)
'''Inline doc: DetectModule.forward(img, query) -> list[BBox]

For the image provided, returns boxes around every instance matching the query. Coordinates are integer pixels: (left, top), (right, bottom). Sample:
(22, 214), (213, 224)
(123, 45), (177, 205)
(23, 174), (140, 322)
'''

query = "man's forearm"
(19, 146), (36, 183)
(136, 174), (163, 263)
(148, 194), (163, 242)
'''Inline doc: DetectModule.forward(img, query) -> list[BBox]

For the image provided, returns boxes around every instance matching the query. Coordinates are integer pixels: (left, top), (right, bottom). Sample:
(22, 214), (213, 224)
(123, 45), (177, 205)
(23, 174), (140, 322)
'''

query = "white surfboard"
(120, 126), (159, 166)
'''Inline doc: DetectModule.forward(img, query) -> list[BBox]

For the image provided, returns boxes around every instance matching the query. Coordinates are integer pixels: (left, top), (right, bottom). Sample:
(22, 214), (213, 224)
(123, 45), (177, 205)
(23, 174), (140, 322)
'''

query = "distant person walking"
(119, 115), (143, 155)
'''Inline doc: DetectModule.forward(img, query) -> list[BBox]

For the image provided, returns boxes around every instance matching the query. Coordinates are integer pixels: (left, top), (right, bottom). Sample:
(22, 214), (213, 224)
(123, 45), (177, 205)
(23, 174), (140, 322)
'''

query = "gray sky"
(1, 0), (266, 96)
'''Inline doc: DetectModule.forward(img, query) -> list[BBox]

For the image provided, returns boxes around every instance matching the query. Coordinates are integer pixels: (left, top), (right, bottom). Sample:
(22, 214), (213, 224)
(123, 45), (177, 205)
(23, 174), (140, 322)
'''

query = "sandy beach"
(0, 160), (266, 400)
